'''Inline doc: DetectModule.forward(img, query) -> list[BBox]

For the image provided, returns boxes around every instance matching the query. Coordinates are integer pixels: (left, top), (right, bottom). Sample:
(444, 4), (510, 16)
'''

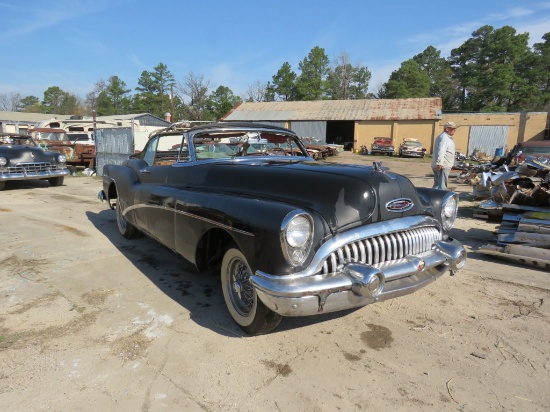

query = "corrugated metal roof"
(222, 98), (442, 122)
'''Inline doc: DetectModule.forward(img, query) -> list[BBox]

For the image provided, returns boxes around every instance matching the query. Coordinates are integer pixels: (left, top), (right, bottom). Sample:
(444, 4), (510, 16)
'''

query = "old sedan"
(0, 133), (69, 190)
(99, 122), (466, 335)
(399, 138), (426, 158)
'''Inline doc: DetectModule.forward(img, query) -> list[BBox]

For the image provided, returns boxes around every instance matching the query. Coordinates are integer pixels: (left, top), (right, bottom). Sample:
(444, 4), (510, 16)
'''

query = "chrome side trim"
(123, 203), (254, 237)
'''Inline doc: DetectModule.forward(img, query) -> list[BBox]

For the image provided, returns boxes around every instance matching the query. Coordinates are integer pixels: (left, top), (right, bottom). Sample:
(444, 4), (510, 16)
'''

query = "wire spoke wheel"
(221, 245), (282, 335)
(115, 193), (140, 239)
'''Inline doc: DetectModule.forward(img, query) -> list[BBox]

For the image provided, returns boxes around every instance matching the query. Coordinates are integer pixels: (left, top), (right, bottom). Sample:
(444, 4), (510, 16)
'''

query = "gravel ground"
(0, 152), (548, 411)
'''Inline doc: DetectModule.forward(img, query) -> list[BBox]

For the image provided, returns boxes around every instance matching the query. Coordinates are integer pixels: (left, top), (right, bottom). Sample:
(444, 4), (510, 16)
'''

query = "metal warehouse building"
(221, 98), (549, 156)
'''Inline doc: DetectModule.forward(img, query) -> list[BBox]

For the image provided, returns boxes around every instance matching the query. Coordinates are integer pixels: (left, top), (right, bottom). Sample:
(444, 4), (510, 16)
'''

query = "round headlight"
(441, 193), (458, 230)
(0, 157), (7, 166)
(285, 215), (311, 247)
(281, 211), (314, 266)
(58, 154), (67, 163)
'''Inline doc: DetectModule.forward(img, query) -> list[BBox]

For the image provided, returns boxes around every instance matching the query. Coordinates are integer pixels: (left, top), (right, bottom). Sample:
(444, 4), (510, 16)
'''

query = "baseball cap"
(444, 121), (458, 129)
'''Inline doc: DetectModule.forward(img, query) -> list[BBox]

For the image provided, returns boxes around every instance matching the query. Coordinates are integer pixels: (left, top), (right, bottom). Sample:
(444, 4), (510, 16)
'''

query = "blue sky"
(1, 0), (550, 102)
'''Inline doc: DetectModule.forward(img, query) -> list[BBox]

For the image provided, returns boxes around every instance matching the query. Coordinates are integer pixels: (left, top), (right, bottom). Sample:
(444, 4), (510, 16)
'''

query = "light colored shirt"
(431, 131), (455, 169)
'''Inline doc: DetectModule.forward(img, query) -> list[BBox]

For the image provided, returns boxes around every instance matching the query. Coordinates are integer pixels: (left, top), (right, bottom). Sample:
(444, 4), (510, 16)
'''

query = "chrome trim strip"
(124, 203), (254, 237)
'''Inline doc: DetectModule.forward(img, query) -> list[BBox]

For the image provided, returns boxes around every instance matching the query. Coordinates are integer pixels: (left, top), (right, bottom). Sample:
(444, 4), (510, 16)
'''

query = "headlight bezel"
(280, 210), (314, 267)
(57, 154), (67, 164)
(441, 192), (459, 231)
(0, 156), (7, 166)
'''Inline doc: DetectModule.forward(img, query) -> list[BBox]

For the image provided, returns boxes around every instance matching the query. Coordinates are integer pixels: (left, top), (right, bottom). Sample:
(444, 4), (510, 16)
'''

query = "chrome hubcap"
(229, 259), (254, 315)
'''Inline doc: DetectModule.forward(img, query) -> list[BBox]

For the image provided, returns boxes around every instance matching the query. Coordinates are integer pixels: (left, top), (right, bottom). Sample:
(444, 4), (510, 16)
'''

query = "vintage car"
(98, 122), (466, 335)
(301, 138), (338, 158)
(0, 132), (69, 190)
(29, 127), (96, 169)
(506, 140), (550, 164)
(371, 137), (395, 156)
(399, 138), (426, 158)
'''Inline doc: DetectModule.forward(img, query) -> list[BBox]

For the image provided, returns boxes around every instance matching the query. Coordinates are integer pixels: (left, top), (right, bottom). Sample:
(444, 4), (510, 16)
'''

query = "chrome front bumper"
(0, 168), (69, 181)
(251, 238), (466, 317)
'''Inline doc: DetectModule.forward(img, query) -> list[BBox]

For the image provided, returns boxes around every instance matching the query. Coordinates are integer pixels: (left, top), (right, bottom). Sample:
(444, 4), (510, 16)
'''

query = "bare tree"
(245, 81), (268, 102)
(0, 92), (23, 111)
(85, 79), (107, 112)
(176, 72), (211, 120)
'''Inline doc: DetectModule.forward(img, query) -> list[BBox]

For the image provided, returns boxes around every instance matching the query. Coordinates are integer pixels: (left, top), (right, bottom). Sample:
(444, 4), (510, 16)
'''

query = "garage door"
(467, 126), (508, 157)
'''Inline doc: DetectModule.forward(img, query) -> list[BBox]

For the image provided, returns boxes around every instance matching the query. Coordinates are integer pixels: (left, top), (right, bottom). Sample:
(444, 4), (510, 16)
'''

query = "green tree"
(41, 86), (82, 115)
(531, 32), (550, 110)
(20, 95), (41, 112)
(134, 63), (175, 117)
(105, 76), (131, 115)
(380, 60), (431, 98)
(449, 25), (532, 111)
(295, 46), (330, 100)
(272, 62), (297, 101)
(205, 86), (242, 120)
(134, 70), (158, 114)
(151, 63), (175, 116)
(42, 86), (66, 113)
(413, 46), (458, 110)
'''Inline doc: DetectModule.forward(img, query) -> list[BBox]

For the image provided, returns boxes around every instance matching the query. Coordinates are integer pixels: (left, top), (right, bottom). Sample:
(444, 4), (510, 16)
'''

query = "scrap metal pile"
(455, 154), (550, 269)
(455, 156), (550, 208)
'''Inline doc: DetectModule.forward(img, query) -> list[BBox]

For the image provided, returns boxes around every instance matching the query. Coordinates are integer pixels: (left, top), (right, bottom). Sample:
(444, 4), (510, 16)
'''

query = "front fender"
(416, 187), (455, 231)
(102, 161), (143, 205)
(174, 191), (329, 276)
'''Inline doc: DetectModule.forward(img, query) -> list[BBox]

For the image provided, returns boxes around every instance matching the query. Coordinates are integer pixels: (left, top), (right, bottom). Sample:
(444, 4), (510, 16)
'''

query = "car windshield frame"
(186, 125), (311, 162)
(0, 134), (38, 147)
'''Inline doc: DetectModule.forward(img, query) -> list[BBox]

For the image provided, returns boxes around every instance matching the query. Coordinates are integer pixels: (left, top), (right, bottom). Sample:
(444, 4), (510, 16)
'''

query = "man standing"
(432, 121), (458, 190)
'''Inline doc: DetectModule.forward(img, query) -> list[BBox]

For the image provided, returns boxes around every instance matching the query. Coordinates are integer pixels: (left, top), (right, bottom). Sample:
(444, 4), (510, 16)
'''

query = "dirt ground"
(1, 152), (549, 412)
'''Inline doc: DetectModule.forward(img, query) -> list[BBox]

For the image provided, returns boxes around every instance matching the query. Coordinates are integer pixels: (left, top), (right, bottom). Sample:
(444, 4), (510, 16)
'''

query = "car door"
(133, 134), (190, 251)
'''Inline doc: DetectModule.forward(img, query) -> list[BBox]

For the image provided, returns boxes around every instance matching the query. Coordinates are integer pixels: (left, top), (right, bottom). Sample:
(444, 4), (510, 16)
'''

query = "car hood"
(0, 145), (60, 164)
(188, 159), (427, 232)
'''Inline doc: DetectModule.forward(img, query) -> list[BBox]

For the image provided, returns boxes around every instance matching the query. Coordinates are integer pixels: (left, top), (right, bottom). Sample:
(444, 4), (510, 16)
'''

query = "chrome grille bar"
(321, 226), (441, 274)
(6, 162), (54, 174)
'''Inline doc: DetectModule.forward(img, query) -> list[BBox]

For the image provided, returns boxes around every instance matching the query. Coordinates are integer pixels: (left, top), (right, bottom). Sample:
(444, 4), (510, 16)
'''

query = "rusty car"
(30, 128), (96, 169)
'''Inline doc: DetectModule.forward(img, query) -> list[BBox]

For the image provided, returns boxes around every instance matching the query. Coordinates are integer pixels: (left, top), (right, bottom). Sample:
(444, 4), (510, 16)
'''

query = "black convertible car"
(0, 132), (69, 190)
(99, 122), (466, 335)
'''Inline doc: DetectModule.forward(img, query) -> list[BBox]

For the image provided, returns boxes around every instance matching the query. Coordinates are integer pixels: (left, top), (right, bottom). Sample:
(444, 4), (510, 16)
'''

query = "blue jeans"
(432, 167), (450, 190)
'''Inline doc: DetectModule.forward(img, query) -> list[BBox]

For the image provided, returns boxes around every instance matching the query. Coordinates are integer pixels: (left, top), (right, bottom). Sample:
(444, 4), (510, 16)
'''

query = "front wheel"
(48, 176), (64, 187)
(116, 193), (141, 239)
(221, 245), (282, 335)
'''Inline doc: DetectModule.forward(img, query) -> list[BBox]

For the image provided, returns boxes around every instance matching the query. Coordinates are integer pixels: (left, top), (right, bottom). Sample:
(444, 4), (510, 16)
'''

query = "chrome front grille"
(7, 162), (53, 174)
(321, 226), (441, 274)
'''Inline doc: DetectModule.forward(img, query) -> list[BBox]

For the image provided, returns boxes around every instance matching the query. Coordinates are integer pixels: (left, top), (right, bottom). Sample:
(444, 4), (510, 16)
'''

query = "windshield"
(192, 131), (307, 160)
(33, 131), (69, 142)
(521, 145), (550, 154)
(403, 141), (422, 147)
(0, 136), (37, 146)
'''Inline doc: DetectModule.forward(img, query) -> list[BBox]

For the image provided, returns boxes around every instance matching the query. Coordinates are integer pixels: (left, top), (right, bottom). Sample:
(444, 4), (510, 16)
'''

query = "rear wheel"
(116, 193), (140, 239)
(221, 245), (282, 335)
(48, 176), (64, 187)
